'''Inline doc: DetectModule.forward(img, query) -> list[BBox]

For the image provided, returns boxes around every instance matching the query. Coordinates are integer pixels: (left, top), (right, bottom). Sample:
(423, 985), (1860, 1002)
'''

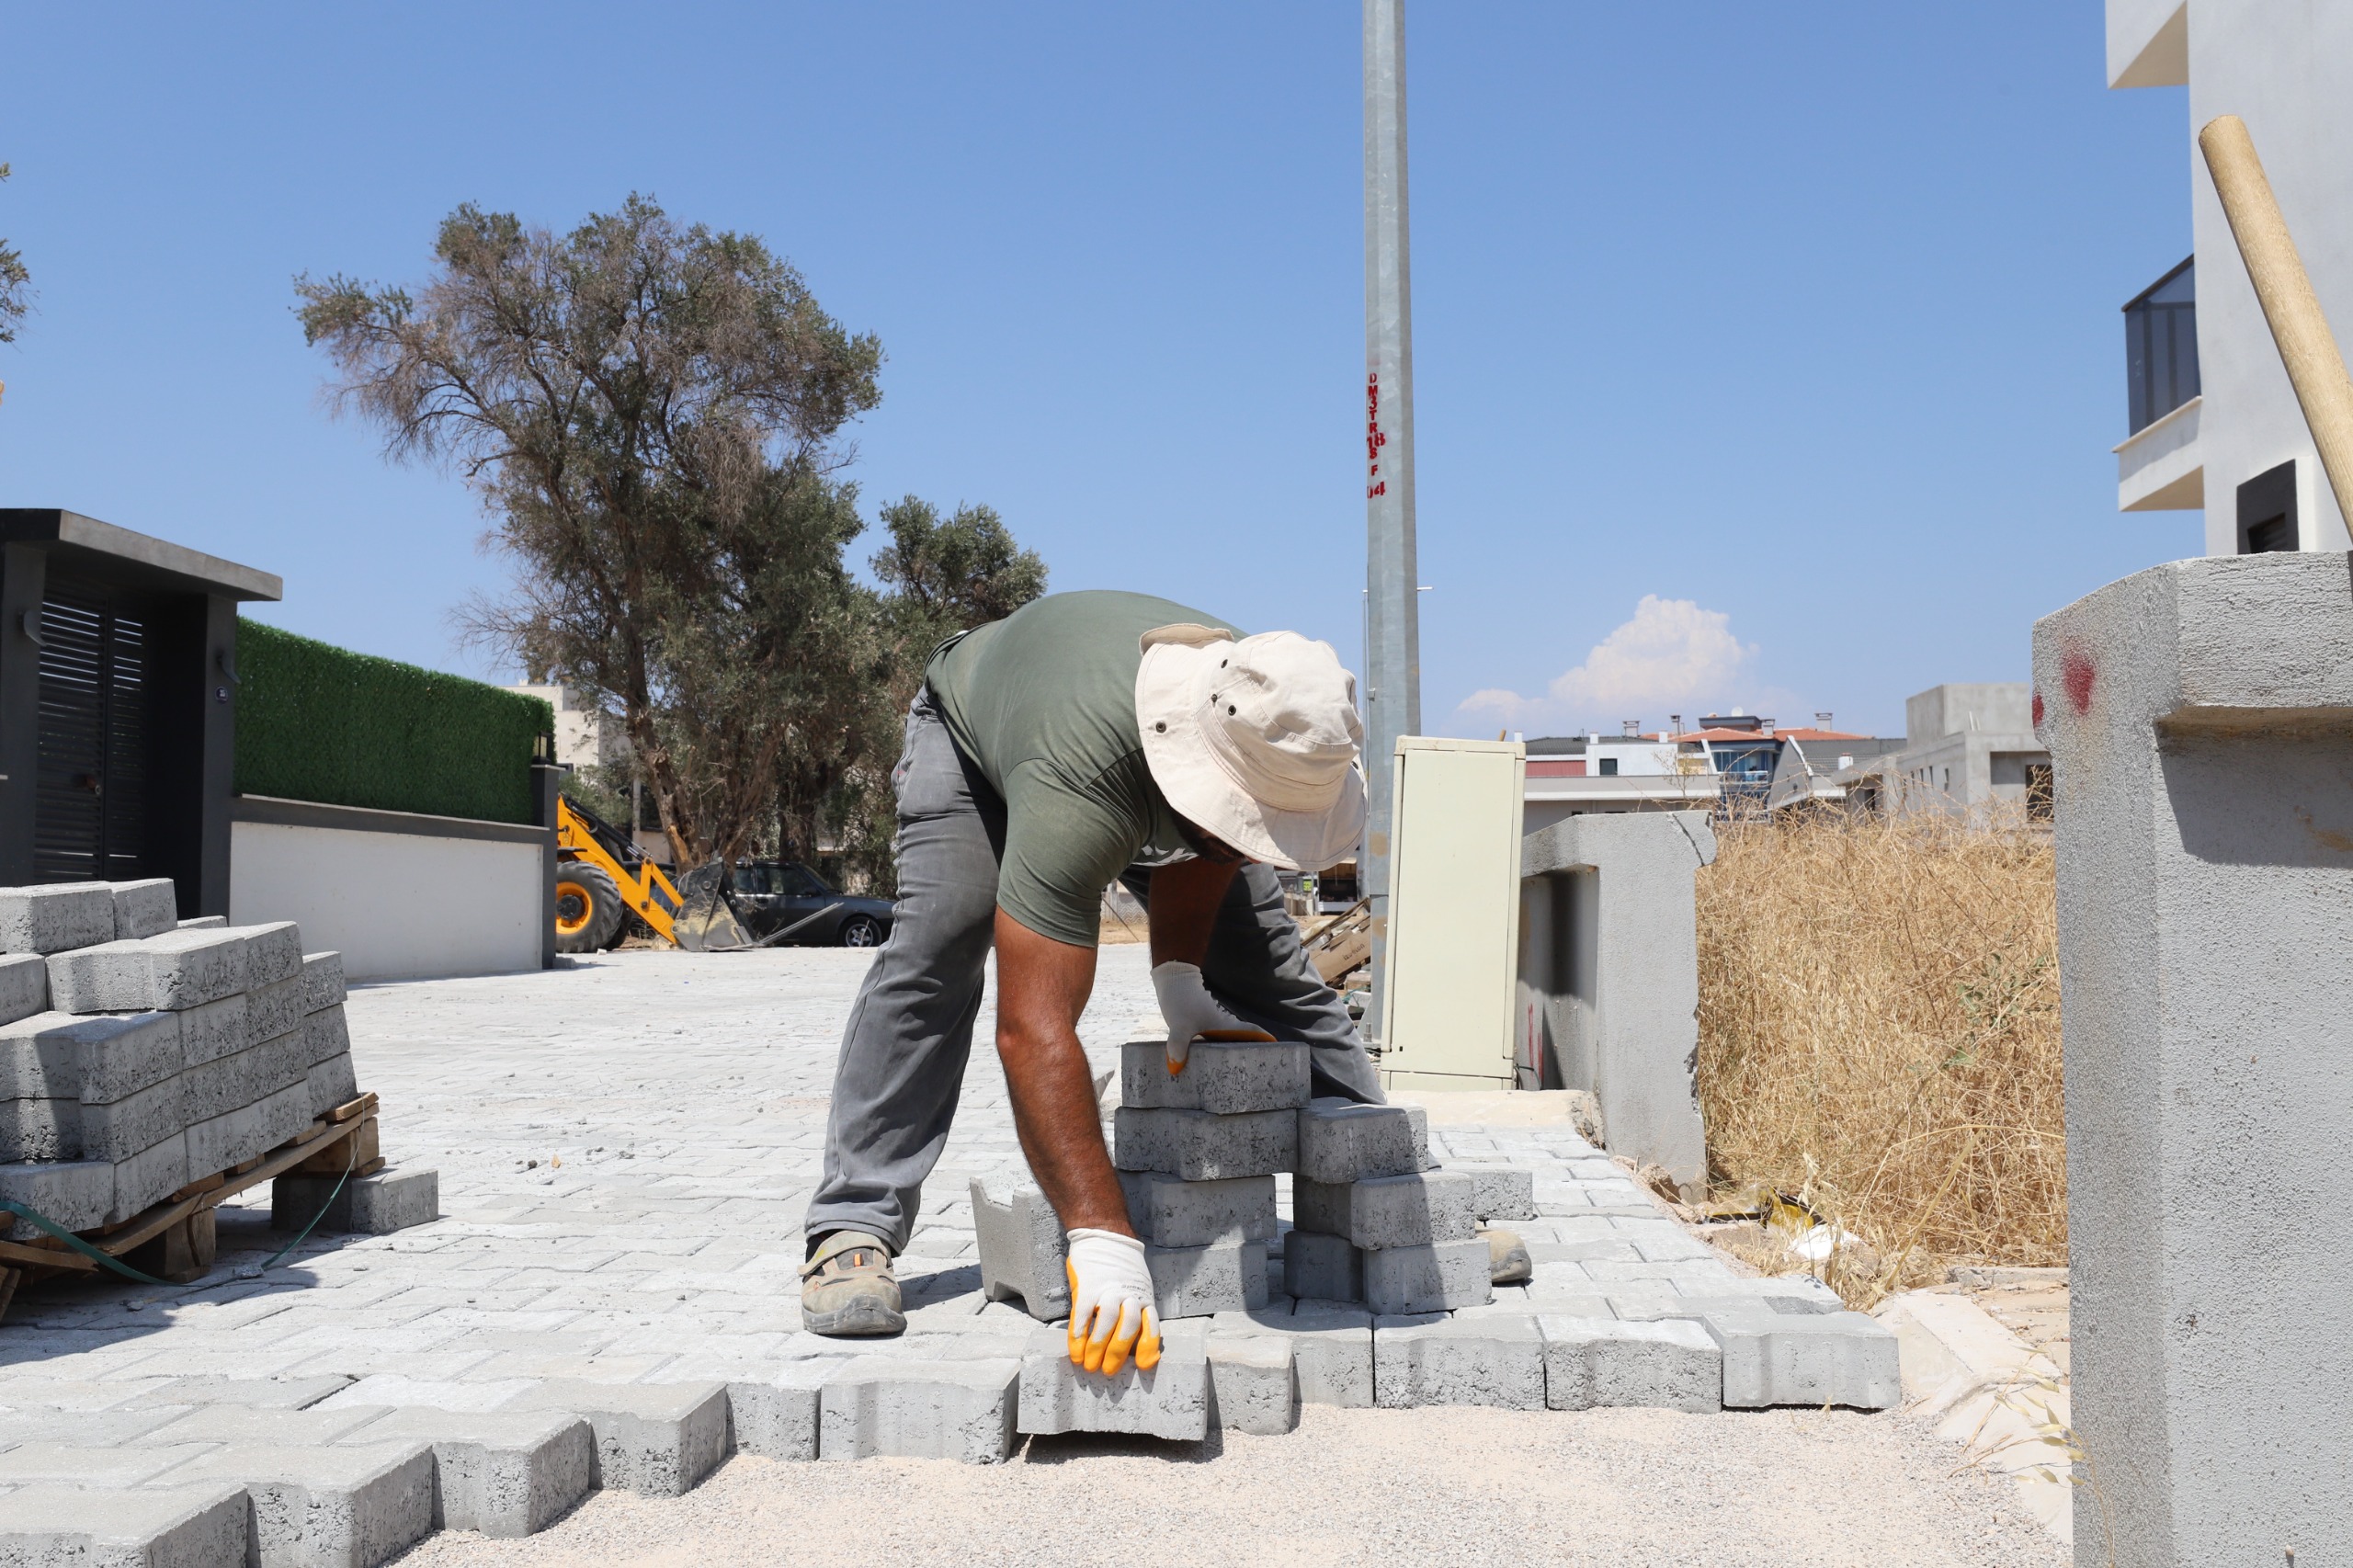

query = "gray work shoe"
(801, 1230), (905, 1336)
(1482, 1226), (1532, 1286)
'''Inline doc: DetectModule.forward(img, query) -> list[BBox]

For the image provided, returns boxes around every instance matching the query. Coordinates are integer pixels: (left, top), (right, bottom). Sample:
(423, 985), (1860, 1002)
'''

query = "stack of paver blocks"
(1287, 1096), (1490, 1314)
(0, 880), (401, 1245)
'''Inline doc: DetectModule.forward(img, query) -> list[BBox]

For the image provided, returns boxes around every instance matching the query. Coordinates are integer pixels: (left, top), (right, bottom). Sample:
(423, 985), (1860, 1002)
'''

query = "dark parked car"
(730, 861), (894, 948)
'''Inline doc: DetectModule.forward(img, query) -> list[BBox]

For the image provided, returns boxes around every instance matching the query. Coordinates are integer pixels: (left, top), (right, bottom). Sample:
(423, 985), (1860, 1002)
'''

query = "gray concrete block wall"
(1519, 811), (1714, 1196)
(2032, 551), (2353, 1563)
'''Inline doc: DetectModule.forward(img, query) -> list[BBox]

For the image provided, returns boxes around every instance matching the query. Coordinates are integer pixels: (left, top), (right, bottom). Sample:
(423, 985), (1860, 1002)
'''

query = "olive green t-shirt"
(926, 589), (1241, 948)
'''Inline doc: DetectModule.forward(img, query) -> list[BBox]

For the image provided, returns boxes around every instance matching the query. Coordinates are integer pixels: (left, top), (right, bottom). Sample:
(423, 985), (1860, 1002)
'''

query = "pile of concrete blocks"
(0, 880), (430, 1251)
(1287, 1097), (1492, 1315)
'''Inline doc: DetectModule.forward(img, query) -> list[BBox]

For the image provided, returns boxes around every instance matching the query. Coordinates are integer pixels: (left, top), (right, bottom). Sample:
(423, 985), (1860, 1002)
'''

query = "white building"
(1832, 684), (2052, 824)
(506, 684), (631, 771)
(2109, 0), (2353, 553)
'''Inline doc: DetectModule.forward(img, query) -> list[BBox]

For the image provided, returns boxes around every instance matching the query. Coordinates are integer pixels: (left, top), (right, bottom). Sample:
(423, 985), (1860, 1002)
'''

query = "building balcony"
(2118, 256), (2201, 512)
(2117, 392), (2202, 511)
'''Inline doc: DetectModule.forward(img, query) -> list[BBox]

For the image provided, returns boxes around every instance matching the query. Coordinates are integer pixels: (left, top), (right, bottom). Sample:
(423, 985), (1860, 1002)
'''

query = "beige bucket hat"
(1134, 623), (1368, 871)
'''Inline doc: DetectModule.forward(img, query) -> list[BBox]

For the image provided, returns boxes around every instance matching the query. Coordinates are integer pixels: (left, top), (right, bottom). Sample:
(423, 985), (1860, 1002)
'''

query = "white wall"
(2183, 1), (2353, 553)
(231, 820), (544, 982)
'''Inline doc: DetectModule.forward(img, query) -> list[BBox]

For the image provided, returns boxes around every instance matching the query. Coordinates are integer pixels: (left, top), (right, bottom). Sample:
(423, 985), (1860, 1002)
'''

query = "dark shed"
(0, 510), (281, 915)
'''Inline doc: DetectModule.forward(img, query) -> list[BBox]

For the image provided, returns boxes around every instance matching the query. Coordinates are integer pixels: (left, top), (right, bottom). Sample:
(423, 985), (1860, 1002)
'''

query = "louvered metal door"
(33, 581), (149, 882)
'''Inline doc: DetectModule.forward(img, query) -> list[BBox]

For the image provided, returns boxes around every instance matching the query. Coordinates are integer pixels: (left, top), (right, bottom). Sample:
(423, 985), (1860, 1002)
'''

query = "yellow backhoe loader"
(554, 795), (752, 953)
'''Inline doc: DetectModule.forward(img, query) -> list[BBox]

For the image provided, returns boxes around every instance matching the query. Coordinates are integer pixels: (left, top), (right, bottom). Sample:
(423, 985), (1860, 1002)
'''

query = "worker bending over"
(801, 589), (1382, 1373)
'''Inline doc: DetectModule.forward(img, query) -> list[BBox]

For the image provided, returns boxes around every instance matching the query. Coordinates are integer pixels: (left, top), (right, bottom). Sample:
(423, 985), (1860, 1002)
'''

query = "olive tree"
(297, 197), (882, 864)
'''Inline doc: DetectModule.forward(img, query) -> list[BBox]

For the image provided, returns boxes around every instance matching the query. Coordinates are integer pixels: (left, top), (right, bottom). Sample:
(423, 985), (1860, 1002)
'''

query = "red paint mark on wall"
(2031, 690), (2044, 728)
(1365, 373), (1389, 498)
(2062, 650), (2096, 715)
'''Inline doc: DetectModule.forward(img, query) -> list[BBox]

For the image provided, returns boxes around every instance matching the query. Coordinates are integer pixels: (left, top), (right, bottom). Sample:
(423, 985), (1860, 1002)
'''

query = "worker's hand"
(1151, 960), (1275, 1074)
(1063, 1228), (1161, 1376)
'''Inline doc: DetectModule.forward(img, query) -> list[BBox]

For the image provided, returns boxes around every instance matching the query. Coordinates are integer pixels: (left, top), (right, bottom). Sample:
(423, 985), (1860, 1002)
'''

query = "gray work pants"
(804, 688), (1382, 1255)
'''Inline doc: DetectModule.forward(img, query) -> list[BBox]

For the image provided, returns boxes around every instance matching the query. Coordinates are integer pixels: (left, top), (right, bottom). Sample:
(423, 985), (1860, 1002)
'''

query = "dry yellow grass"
(1694, 809), (2063, 1303)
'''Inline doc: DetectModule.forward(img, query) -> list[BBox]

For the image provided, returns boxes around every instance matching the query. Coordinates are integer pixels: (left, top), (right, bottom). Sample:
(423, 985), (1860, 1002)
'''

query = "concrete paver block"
(78, 1074), (187, 1163)
(129, 1376), (358, 1412)
(1120, 1037), (1310, 1115)
(1146, 1237), (1267, 1318)
(111, 878), (181, 941)
(177, 994), (253, 1069)
(1281, 1230), (1362, 1302)
(301, 952), (347, 1015)
(1207, 1334), (1298, 1434)
(500, 1378), (730, 1497)
(727, 1358), (847, 1461)
(1463, 1166), (1537, 1222)
(247, 976), (307, 1050)
(1292, 1169), (1476, 1249)
(183, 1031), (306, 1123)
(187, 1082), (313, 1176)
(1295, 1098), (1430, 1184)
(1362, 1238), (1491, 1315)
(178, 915), (226, 930)
(0, 883), (116, 956)
(145, 1402), (393, 1447)
(229, 922), (305, 988)
(819, 1356), (1020, 1463)
(307, 1053), (361, 1119)
(1112, 1107), (1297, 1180)
(0, 1008), (182, 1104)
(1540, 1315), (1720, 1412)
(1278, 1306), (1375, 1407)
(0, 1441), (222, 1489)
(352, 1406), (595, 1539)
(0, 1482), (249, 1568)
(0, 1097), (76, 1163)
(302, 1006), (352, 1069)
(47, 928), (253, 1013)
(1017, 1324), (1211, 1440)
(1120, 1170), (1277, 1247)
(0, 951), (46, 1027)
(970, 1176), (1068, 1322)
(273, 1167), (438, 1235)
(110, 1132), (190, 1223)
(0, 1158), (111, 1240)
(1373, 1312), (1545, 1410)
(1682, 1306), (1902, 1410)
(169, 1440), (436, 1568)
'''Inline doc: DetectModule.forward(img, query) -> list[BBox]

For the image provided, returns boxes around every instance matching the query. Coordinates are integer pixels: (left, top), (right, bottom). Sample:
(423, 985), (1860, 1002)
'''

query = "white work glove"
(1151, 960), (1275, 1074)
(1064, 1228), (1161, 1375)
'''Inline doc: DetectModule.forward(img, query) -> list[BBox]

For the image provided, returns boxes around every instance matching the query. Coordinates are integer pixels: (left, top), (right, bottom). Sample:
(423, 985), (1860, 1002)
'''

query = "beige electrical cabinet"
(1377, 735), (1526, 1090)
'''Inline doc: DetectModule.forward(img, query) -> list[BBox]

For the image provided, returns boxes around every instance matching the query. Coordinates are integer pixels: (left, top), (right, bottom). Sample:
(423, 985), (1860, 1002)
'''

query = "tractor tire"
(555, 860), (626, 953)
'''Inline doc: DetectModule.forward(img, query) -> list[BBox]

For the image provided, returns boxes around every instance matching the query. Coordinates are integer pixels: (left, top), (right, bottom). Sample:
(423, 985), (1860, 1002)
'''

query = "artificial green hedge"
(234, 619), (554, 825)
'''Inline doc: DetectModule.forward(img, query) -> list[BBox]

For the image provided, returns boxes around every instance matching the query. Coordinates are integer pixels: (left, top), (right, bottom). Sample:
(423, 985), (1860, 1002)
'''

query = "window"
(2124, 257), (2199, 434)
(781, 864), (833, 897)
(2237, 460), (2298, 554)
(1597, 756), (1619, 777)
(2026, 763), (2053, 824)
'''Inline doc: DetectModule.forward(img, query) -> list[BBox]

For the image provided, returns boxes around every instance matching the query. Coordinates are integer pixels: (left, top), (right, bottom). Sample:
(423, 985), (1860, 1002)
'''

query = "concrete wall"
(1904, 683), (2034, 745)
(2032, 551), (2353, 1564)
(230, 810), (549, 982)
(2109, 0), (2353, 551)
(1518, 811), (1714, 1196)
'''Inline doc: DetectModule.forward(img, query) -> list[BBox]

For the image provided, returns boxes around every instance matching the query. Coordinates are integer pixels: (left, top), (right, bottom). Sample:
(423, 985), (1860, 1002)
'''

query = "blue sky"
(1, 4), (2196, 739)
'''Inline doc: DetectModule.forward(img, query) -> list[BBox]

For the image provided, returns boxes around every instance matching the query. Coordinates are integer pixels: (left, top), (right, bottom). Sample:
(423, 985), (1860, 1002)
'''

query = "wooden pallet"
(1301, 898), (1373, 985)
(0, 1092), (381, 1318)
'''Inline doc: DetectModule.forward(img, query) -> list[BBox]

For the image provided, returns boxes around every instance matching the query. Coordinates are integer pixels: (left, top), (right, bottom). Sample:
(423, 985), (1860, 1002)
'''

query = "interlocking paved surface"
(0, 944), (1791, 1426)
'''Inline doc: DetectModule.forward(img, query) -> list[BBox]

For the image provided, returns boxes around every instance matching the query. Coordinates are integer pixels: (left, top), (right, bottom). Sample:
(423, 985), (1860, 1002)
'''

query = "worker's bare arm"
(993, 909), (1131, 1236)
(1145, 856), (1241, 968)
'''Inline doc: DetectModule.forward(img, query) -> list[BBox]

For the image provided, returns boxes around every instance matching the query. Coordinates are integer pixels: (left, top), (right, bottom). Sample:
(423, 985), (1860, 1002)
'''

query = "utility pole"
(1361, 0), (1420, 1042)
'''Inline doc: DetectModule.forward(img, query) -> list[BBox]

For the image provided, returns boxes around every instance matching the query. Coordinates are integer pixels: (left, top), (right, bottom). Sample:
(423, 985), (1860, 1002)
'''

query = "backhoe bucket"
(671, 860), (755, 952)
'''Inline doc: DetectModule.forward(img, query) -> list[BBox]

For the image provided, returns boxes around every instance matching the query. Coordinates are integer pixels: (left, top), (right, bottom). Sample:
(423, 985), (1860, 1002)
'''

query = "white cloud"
(1449, 595), (1763, 734)
(1547, 595), (1756, 712)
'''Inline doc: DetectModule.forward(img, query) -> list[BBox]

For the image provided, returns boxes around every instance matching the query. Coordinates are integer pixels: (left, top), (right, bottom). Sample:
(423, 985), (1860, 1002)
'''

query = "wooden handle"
(2200, 114), (2353, 534)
